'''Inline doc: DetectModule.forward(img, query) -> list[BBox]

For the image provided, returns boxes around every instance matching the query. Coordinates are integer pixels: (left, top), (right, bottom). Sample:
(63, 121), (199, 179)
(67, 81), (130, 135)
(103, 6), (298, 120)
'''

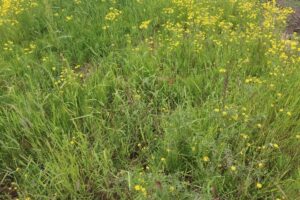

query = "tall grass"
(0, 0), (299, 199)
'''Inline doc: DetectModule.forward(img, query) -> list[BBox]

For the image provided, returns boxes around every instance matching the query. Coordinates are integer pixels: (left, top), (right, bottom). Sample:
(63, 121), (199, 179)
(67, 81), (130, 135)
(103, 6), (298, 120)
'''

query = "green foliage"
(0, 0), (299, 199)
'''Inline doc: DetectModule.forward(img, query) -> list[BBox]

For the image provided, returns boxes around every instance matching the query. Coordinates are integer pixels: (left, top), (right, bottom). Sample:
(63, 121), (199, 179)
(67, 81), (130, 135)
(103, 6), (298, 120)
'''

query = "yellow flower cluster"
(54, 66), (83, 88)
(0, 0), (38, 26)
(262, 1), (293, 30)
(134, 184), (147, 196)
(139, 20), (151, 29)
(245, 76), (265, 84)
(3, 40), (14, 51)
(23, 43), (36, 54)
(163, 8), (174, 14)
(105, 7), (122, 21)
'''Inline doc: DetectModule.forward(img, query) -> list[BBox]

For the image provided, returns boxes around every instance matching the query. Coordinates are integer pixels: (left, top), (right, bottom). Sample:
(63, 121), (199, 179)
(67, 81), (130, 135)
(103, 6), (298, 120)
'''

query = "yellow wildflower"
(134, 185), (141, 191)
(139, 20), (151, 29)
(256, 182), (263, 189)
(203, 156), (210, 162)
(218, 68), (227, 73)
(230, 166), (237, 171)
(65, 15), (73, 21)
(214, 108), (220, 112)
(169, 186), (175, 192)
(105, 8), (122, 21)
(163, 8), (174, 14)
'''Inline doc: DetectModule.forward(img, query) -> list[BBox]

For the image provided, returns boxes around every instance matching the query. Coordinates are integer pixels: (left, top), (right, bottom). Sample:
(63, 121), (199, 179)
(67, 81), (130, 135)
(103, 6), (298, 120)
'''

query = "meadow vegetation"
(0, 0), (300, 199)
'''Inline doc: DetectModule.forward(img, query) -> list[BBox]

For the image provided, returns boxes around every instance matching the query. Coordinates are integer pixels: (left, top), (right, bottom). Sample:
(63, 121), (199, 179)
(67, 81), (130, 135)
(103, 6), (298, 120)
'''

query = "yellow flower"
(218, 68), (227, 73)
(102, 25), (109, 30)
(141, 187), (147, 196)
(240, 134), (249, 139)
(163, 8), (174, 14)
(286, 112), (292, 116)
(65, 15), (73, 21)
(105, 8), (122, 21)
(74, 0), (81, 4)
(258, 163), (264, 168)
(161, 157), (166, 162)
(134, 185), (141, 191)
(256, 182), (263, 189)
(202, 156), (210, 162)
(273, 143), (279, 149)
(169, 186), (175, 192)
(230, 166), (237, 171)
(139, 20), (151, 29)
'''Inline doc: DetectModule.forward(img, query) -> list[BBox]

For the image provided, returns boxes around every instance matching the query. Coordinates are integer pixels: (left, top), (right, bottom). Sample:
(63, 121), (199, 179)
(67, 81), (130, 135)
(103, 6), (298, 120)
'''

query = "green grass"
(0, 0), (300, 199)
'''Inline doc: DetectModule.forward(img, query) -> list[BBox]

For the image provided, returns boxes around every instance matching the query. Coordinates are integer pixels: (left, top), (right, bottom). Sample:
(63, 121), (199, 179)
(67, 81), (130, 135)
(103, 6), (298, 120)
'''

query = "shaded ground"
(278, 0), (300, 34)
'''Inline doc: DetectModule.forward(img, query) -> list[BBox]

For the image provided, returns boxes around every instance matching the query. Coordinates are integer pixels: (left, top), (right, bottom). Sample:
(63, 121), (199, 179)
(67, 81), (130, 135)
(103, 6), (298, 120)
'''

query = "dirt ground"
(277, 0), (300, 35)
